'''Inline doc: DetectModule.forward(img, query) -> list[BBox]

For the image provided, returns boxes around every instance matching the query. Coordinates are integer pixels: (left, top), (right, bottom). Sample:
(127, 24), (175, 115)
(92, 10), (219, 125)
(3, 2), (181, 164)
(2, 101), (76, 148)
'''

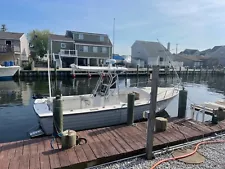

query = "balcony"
(60, 50), (77, 57)
(0, 44), (20, 53)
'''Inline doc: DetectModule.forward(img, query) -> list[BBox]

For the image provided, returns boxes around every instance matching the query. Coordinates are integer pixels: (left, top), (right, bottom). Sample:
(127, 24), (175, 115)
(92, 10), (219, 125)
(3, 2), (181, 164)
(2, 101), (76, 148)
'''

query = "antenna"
(176, 44), (178, 54)
(112, 18), (115, 59)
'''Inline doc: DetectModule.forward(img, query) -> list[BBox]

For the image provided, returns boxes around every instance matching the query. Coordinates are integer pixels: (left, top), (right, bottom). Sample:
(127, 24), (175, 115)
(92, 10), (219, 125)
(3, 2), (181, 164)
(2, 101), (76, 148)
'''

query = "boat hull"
(37, 96), (175, 135)
(0, 66), (20, 81)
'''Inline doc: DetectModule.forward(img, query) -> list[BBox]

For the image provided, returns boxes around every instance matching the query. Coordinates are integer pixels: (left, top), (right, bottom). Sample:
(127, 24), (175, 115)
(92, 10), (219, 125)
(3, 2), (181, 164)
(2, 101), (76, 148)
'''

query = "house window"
(83, 46), (88, 52)
(100, 35), (104, 42)
(102, 47), (107, 53)
(61, 43), (66, 48)
(79, 33), (84, 40)
(93, 46), (98, 53)
(159, 57), (163, 62)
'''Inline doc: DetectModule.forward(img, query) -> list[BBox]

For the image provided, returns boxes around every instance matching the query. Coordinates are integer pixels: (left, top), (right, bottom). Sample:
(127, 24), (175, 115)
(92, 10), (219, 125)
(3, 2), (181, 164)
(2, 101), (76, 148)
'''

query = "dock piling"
(136, 65), (139, 78)
(127, 93), (135, 125)
(53, 95), (63, 137)
(146, 65), (159, 160)
(178, 88), (188, 118)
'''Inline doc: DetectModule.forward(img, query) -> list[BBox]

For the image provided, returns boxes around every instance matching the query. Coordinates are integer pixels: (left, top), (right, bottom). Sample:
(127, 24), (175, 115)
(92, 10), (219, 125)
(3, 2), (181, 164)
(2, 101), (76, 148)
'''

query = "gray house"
(48, 30), (112, 67)
(172, 54), (204, 68)
(0, 31), (30, 65)
(131, 40), (171, 67)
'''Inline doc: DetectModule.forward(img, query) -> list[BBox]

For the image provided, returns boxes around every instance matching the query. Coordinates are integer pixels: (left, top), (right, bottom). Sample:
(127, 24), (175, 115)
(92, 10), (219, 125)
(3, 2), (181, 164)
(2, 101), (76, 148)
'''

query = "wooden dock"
(1, 118), (225, 169)
(192, 99), (225, 118)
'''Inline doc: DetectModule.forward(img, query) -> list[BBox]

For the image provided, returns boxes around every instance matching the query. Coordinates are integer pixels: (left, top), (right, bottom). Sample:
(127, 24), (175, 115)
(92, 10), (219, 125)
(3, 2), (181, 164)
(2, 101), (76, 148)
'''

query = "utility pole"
(176, 44), (178, 54)
(112, 18), (115, 59)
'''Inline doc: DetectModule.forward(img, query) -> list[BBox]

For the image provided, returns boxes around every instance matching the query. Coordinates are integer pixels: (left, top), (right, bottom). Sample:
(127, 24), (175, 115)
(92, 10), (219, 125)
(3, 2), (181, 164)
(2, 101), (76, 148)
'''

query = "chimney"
(167, 42), (170, 52)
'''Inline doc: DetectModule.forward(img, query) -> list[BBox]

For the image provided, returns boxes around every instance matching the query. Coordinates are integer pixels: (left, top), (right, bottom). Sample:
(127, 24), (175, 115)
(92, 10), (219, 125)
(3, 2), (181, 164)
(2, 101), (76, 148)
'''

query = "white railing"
(60, 50), (77, 57)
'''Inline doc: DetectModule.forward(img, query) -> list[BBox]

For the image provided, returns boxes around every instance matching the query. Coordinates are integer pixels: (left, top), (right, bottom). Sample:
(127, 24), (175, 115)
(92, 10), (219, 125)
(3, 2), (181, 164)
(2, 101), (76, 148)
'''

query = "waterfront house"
(131, 40), (172, 67)
(172, 54), (204, 68)
(0, 31), (30, 66)
(48, 30), (112, 68)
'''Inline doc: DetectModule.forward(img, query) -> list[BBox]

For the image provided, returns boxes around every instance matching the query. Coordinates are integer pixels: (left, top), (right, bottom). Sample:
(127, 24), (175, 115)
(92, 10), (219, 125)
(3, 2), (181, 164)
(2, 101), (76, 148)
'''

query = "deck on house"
(1, 118), (225, 169)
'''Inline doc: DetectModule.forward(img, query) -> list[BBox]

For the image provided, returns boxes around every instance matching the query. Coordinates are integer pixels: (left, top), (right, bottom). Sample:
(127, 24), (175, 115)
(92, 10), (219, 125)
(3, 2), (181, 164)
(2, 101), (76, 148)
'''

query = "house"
(172, 54), (204, 68)
(0, 31), (30, 65)
(203, 46), (225, 68)
(131, 40), (172, 67)
(48, 30), (112, 68)
(179, 49), (200, 56)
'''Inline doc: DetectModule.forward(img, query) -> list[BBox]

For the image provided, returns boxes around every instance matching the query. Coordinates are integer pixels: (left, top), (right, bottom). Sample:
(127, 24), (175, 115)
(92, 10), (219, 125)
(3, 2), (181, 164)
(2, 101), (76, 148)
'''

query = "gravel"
(96, 135), (225, 169)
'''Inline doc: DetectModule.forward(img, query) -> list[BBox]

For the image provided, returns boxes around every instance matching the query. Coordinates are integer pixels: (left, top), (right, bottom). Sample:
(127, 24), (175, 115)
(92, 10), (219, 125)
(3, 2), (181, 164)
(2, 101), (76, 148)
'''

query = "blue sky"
(2, 0), (225, 54)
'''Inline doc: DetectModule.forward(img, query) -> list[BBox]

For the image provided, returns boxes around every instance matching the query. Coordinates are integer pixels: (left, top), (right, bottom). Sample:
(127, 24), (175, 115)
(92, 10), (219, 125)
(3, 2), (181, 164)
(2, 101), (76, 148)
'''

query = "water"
(0, 74), (224, 143)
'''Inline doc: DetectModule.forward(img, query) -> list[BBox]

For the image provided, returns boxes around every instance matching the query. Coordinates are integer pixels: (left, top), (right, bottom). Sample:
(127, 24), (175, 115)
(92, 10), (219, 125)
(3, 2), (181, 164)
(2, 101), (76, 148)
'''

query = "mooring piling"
(146, 65), (159, 160)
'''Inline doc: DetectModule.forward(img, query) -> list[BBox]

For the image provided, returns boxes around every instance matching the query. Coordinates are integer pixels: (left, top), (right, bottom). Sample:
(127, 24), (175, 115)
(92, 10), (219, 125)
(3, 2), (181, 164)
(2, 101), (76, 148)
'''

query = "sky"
(1, 0), (225, 55)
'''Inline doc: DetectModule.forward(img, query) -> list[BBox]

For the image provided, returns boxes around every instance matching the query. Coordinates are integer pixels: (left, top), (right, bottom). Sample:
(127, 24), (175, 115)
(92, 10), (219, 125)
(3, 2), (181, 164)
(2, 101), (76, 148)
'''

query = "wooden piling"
(146, 65), (159, 160)
(186, 66), (189, 75)
(127, 93), (135, 125)
(136, 65), (139, 78)
(147, 65), (150, 77)
(178, 89), (187, 118)
(53, 95), (63, 137)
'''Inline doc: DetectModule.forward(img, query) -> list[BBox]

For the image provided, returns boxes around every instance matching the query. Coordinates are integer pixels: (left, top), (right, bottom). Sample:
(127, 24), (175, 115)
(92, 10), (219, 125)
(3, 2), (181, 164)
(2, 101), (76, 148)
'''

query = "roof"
(172, 54), (205, 62)
(0, 31), (24, 40)
(211, 46), (224, 52)
(180, 49), (199, 55)
(132, 40), (170, 58)
(67, 30), (108, 36)
(66, 30), (112, 46)
(49, 34), (73, 42)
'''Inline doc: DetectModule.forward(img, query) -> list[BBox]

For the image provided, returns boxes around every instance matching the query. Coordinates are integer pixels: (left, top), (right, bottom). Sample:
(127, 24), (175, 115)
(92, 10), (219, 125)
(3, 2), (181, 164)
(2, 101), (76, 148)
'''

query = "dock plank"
(1, 118), (225, 169)
(58, 150), (71, 167)
(40, 154), (50, 169)
(49, 151), (61, 169)
(29, 154), (41, 169)
(82, 144), (96, 161)
(75, 146), (88, 163)
(19, 155), (29, 169)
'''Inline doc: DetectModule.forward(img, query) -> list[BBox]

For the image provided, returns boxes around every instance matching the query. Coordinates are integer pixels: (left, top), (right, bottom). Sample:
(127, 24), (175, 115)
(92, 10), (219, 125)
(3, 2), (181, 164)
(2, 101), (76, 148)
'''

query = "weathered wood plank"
(82, 144), (96, 161)
(29, 154), (41, 169)
(58, 150), (71, 167)
(8, 156), (20, 169)
(40, 154), (51, 169)
(49, 151), (61, 169)
(66, 148), (79, 164)
(19, 155), (29, 169)
(74, 146), (88, 163)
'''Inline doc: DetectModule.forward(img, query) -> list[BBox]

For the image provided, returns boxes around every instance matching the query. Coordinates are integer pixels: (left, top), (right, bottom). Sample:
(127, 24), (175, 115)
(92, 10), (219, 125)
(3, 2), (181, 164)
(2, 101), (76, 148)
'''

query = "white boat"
(33, 59), (180, 135)
(0, 65), (20, 80)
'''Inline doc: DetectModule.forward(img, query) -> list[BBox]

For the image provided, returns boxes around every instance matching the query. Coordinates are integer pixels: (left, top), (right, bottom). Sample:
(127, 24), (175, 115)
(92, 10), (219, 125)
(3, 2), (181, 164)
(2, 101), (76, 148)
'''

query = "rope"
(150, 140), (225, 169)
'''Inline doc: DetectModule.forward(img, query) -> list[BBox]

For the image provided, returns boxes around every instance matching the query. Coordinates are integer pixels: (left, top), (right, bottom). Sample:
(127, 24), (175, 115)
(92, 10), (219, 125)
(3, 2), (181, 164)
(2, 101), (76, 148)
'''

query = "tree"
(28, 29), (51, 58)
(1, 24), (7, 32)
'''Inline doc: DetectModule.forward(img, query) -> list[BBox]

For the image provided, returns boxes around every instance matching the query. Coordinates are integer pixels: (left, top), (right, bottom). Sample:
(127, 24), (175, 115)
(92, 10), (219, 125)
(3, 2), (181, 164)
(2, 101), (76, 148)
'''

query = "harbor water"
(0, 74), (224, 143)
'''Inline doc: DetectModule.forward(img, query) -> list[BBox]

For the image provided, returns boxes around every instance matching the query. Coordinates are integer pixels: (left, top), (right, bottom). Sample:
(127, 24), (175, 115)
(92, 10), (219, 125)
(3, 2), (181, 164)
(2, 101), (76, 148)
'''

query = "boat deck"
(1, 118), (225, 169)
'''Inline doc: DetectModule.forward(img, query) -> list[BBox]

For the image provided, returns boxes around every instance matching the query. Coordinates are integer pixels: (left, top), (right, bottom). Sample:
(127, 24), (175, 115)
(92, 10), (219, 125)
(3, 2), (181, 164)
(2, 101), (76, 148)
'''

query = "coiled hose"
(150, 140), (225, 169)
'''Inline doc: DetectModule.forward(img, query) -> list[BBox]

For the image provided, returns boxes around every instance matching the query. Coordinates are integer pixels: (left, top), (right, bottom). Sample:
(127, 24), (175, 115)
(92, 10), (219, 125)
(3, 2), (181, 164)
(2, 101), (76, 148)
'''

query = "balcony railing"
(60, 50), (77, 57)
(0, 44), (20, 53)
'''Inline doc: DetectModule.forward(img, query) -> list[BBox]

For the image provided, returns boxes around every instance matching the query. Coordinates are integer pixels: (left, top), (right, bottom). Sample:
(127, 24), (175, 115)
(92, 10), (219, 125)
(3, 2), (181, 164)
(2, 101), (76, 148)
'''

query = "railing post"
(146, 65), (159, 160)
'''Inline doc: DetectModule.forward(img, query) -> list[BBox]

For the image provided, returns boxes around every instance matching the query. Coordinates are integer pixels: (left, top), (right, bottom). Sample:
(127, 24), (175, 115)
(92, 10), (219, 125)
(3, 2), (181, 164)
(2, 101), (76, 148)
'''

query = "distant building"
(179, 49), (200, 56)
(0, 31), (30, 65)
(172, 54), (204, 68)
(131, 40), (172, 67)
(48, 30), (112, 68)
